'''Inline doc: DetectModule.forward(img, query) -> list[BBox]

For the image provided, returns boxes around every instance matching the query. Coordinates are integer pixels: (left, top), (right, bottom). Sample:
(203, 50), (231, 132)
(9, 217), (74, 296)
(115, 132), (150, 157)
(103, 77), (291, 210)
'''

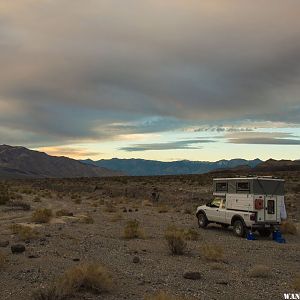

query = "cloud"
(37, 146), (101, 159)
(0, 1), (300, 146)
(120, 139), (215, 152)
(227, 132), (300, 145)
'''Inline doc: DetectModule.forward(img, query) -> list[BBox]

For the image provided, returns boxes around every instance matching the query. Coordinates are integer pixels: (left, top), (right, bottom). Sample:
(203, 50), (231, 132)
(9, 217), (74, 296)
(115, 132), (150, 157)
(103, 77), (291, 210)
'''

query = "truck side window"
(210, 198), (221, 208)
(216, 182), (227, 192)
(236, 182), (250, 192)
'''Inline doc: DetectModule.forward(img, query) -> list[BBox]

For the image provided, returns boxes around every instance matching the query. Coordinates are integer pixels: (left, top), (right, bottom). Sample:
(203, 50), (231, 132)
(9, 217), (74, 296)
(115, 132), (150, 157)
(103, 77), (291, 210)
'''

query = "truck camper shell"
(213, 176), (284, 196)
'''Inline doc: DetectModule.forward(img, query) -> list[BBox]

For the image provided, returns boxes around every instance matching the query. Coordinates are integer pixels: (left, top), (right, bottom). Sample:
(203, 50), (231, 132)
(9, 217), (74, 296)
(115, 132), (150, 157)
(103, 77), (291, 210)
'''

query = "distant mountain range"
(0, 145), (121, 178)
(1, 144), (298, 179)
(81, 158), (263, 176)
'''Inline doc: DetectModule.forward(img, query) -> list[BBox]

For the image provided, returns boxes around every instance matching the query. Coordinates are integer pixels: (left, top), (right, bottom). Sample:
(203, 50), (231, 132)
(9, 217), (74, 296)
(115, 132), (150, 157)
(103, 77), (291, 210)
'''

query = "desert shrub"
(0, 251), (6, 268)
(281, 220), (298, 235)
(79, 215), (94, 224)
(22, 188), (33, 195)
(103, 202), (117, 213)
(183, 228), (200, 241)
(293, 275), (300, 290)
(73, 198), (82, 204)
(32, 286), (61, 300)
(200, 243), (224, 262)
(33, 196), (42, 203)
(142, 199), (153, 207)
(249, 265), (271, 278)
(57, 263), (112, 296)
(0, 184), (10, 205)
(165, 227), (187, 255)
(124, 219), (144, 239)
(145, 291), (184, 300)
(157, 205), (168, 213)
(56, 209), (73, 217)
(9, 192), (23, 200)
(110, 212), (123, 222)
(11, 224), (39, 240)
(32, 208), (53, 223)
(6, 200), (31, 211)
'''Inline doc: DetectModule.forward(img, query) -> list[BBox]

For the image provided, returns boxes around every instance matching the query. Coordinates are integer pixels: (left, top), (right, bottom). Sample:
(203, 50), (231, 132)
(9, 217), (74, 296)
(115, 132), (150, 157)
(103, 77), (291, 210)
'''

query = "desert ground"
(0, 172), (299, 300)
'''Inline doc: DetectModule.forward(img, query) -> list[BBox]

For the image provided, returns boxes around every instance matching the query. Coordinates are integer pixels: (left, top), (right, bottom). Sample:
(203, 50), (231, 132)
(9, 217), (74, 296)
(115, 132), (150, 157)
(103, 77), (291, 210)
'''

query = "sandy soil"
(0, 173), (299, 300)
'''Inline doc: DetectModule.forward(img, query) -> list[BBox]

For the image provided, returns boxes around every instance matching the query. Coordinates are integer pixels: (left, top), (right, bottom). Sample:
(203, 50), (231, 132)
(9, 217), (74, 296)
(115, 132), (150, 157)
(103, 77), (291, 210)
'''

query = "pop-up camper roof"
(213, 176), (284, 195)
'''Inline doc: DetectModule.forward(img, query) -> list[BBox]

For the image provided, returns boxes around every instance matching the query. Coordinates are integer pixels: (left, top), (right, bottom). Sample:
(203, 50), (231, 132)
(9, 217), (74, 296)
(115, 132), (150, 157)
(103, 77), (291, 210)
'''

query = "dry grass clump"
(73, 198), (82, 204)
(110, 212), (123, 222)
(124, 219), (144, 239)
(157, 205), (169, 213)
(142, 199), (153, 207)
(57, 263), (112, 296)
(145, 291), (185, 300)
(165, 227), (187, 255)
(249, 264), (271, 278)
(0, 251), (6, 268)
(103, 202), (117, 213)
(32, 286), (61, 300)
(200, 243), (224, 262)
(281, 220), (298, 235)
(33, 263), (112, 300)
(32, 208), (53, 223)
(56, 209), (73, 217)
(33, 196), (42, 203)
(0, 183), (10, 205)
(11, 224), (39, 240)
(6, 200), (31, 211)
(79, 215), (94, 224)
(293, 274), (300, 290)
(9, 192), (23, 200)
(183, 228), (200, 241)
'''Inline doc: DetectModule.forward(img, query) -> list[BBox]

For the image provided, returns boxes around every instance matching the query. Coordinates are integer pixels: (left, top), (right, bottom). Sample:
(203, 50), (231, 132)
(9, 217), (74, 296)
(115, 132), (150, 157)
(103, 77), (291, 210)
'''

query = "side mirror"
(206, 202), (211, 207)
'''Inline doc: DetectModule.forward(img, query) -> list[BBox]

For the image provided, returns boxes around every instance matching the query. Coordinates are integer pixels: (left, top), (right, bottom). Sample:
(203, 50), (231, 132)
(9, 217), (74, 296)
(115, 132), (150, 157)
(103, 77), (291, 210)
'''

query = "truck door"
(264, 196), (277, 222)
(217, 198), (227, 223)
(205, 198), (222, 222)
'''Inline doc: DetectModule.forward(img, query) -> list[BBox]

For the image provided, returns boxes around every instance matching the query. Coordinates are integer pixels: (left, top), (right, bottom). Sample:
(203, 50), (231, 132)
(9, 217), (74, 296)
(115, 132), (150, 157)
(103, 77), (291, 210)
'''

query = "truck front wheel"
(233, 219), (246, 237)
(197, 213), (208, 228)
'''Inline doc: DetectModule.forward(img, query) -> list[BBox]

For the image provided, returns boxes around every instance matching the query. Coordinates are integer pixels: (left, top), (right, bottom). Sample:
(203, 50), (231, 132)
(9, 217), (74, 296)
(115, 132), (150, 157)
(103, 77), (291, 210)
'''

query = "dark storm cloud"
(0, 1), (300, 146)
(120, 139), (215, 152)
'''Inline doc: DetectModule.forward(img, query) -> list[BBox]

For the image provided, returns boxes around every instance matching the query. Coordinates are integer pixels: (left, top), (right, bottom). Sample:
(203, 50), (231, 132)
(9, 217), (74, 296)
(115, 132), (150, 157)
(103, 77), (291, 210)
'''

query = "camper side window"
(237, 182), (250, 192)
(216, 182), (227, 192)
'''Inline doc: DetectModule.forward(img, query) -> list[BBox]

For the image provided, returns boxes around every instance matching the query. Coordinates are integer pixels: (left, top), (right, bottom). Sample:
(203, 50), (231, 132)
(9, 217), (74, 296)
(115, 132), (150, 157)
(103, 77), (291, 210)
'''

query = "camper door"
(264, 196), (277, 222)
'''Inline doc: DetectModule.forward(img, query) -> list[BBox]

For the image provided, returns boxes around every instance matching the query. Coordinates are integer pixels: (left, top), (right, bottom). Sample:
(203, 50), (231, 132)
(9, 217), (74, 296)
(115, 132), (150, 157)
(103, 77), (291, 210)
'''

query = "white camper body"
(196, 176), (286, 237)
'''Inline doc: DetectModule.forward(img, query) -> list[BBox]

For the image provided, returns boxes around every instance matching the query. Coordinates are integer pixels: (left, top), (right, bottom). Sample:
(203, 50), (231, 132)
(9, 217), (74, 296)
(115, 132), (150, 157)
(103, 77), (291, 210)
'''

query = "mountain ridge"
(81, 157), (263, 176)
(0, 145), (121, 178)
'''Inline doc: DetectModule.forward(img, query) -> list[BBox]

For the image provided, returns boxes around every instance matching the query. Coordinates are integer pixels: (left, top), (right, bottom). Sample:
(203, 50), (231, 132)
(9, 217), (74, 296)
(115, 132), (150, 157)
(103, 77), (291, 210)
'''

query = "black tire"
(197, 213), (208, 228)
(221, 224), (229, 229)
(258, 228), (271, 237)
(233, 219), (246, 237)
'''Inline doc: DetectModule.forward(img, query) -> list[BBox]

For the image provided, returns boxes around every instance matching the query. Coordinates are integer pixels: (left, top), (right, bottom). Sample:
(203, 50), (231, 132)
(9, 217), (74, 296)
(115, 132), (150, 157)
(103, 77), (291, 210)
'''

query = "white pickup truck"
(196, 177), (287, 237)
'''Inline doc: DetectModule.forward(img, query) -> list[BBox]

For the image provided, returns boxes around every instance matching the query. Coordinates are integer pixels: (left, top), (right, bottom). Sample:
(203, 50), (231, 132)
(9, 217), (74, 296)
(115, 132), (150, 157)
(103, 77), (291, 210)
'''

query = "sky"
(0, 1), (300, 162)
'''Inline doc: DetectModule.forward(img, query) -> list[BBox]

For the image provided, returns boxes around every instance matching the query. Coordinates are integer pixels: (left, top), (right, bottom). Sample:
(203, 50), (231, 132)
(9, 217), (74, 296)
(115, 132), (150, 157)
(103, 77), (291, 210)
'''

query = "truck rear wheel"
(233, 220), (246, 237)
(197, 213), (208, 228)
(258, 228), (271, 237)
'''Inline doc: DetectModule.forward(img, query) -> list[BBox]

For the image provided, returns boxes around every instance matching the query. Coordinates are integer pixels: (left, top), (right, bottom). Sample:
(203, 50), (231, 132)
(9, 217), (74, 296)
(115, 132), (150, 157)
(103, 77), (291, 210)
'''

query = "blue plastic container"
(272, 230), (286, 243)
(246, 231), (256, 240)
